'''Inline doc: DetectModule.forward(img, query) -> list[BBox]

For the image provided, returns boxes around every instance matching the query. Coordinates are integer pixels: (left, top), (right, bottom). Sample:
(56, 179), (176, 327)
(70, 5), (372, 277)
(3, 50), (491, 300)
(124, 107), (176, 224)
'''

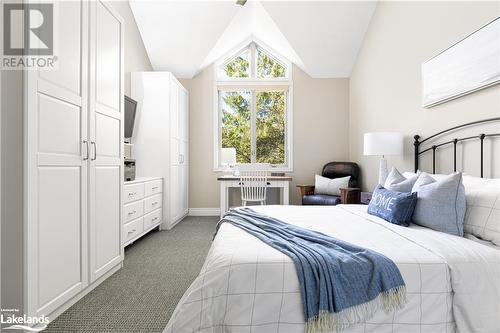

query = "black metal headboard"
(414, 117), (500, 177)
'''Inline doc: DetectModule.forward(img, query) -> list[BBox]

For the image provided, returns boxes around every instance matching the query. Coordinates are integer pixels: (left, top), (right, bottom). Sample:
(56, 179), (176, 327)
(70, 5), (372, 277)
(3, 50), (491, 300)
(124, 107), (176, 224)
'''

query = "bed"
(164, 119), (500, 333)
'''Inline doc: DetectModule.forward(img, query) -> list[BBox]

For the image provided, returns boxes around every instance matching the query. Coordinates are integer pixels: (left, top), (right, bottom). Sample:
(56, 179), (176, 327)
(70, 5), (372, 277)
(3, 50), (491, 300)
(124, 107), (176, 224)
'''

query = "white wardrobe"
(2, 0), (124, 324)
(131, 72), (189, 229)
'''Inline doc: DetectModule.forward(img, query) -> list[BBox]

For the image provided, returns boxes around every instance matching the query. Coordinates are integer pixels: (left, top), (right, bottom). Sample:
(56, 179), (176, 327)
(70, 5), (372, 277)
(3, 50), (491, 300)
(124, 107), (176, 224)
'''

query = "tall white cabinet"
(131, 72), (189, 229)
(10, 0), (124, 323)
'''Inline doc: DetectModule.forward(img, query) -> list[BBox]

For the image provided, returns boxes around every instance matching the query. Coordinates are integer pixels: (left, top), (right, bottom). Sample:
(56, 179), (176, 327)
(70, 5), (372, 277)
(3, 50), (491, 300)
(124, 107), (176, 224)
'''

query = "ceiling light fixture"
(236, 0), (247, 6)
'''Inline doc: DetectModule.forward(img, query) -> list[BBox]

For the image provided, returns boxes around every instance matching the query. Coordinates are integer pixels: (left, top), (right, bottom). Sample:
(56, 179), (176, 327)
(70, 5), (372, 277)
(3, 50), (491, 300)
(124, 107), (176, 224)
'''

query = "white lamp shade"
(364, 132), (404, 156)
(221, 147), (237, 165)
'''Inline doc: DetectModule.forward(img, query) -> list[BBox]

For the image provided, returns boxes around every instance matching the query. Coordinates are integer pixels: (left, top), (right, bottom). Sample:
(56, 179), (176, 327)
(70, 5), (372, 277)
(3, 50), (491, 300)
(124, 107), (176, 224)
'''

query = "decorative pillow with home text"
(368, 185), (417, 226)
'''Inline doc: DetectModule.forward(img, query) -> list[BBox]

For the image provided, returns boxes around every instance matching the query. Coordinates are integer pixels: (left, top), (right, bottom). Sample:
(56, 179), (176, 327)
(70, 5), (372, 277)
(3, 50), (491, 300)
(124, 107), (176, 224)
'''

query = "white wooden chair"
(239, 166), (269, 206)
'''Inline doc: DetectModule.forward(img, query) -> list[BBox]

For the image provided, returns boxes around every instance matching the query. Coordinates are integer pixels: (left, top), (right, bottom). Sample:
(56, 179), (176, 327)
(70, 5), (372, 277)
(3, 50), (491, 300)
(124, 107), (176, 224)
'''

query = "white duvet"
(164, 205), (500, 333)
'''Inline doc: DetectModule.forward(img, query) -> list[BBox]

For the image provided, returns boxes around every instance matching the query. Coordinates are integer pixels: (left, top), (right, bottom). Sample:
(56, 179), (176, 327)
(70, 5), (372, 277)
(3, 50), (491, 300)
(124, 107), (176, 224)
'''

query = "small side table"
(360, 192), (373, 205)
(339, 188), (361, 204)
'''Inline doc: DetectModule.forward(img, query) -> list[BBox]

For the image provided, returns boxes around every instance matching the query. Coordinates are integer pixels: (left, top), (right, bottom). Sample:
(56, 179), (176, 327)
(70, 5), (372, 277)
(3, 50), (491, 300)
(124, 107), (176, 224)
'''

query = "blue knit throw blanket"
(218, 208), (407, 333)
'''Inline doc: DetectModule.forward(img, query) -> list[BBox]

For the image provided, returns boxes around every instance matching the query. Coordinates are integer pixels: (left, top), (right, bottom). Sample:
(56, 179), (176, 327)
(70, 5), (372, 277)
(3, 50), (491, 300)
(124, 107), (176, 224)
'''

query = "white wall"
(349, 1), (500, 191)
(180, 64), (350, 208)
(106, 0), (153, 95)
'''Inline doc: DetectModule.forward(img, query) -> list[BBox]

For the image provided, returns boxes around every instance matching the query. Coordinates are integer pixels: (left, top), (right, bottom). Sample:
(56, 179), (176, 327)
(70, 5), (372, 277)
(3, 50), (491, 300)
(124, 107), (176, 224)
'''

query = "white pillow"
(385, 168), (419, 192)
(314, 175), (350, 196)
(463, 177), (500, 245)
(403, 170), (449, 182)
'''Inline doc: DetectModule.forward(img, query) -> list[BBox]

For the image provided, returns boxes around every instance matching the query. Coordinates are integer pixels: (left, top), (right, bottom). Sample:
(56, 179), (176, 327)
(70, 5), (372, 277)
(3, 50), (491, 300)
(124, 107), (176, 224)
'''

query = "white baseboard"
(188, 208), (220, 216)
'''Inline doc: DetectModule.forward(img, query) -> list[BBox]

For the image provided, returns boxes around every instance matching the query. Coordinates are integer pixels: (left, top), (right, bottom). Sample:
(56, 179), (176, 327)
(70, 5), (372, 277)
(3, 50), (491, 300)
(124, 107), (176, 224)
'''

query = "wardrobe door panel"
(181, 166), (188, 216)
(179, 141), (188, 165)
(179, 89), (188, 142)
(171, 137), (180, 165)
(169, 165), (181, 222)
(38, 1), (81, 96)
(170, 82), (179, 139)
(38, 167), (83, 309)
(95, 113), (121, 158)
(38, 95), (81, 156)
(89, 0), (124, 282)
(95, 2), (121, 111)
(94, 166), (121, 269)
(25, 0), (89, 317)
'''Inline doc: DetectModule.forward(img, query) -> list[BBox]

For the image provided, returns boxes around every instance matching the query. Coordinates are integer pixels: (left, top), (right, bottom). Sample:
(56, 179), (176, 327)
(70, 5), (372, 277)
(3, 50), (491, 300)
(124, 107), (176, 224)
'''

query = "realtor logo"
(3, 3), (53, 55)
(1, 2), (57, 69)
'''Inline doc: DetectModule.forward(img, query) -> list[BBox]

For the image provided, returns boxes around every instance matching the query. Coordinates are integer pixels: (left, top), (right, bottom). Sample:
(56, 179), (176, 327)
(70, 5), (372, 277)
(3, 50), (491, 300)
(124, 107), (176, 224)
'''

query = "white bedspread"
(164, 205), (500, 333)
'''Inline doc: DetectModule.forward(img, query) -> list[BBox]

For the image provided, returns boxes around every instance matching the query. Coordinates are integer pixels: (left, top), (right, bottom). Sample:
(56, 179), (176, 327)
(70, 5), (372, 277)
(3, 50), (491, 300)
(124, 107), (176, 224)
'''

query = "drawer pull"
(152, 186), (159, 190)
(128, 192), (137, 196)
(152, 217), (158, 221)
(152, 202), (158, 206)
(128, 210), (137, 215)
(127, 229), (136, 234)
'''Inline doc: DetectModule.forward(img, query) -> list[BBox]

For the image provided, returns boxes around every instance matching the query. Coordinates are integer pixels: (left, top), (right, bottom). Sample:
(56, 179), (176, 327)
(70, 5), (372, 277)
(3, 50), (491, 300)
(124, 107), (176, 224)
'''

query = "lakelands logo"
(1, 2), (58, 69)
(1, 309), (48, 331)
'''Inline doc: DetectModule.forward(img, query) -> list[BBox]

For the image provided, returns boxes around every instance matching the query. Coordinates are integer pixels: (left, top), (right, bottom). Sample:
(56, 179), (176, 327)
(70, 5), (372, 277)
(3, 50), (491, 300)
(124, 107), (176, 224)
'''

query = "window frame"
(213, 42), (293, 172)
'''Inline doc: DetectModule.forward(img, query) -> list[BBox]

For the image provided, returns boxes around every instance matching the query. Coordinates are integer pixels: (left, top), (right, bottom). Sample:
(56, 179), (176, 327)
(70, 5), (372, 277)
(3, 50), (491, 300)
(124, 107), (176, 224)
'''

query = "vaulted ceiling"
(129, 1), (377, 79)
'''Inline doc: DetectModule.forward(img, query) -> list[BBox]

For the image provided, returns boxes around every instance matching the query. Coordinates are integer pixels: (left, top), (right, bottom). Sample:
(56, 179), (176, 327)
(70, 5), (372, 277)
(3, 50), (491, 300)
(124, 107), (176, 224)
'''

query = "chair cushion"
(314, 175), (350, 196)
(303, 194), (341, 206)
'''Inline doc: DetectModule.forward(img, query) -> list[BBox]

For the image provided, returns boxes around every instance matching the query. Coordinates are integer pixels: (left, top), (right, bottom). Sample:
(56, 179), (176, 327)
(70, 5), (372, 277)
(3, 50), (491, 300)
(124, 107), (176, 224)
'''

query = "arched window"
(214, 42), (293, 170)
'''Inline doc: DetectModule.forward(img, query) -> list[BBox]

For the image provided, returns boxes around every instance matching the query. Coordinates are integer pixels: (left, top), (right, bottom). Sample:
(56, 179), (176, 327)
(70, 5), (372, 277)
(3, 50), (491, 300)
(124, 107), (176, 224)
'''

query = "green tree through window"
(257, 48), (286, 78)
(223, 50), (250, 78)
(221, 91), (251, 163)
(218, 43), (289, 167)
(256, 91), (285, 164)
(221, 91), (286, 165)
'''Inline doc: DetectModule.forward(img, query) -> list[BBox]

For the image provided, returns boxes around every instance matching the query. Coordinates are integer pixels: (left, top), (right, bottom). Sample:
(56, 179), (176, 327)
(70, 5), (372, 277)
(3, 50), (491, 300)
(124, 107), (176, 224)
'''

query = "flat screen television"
(124, 95), (137, 139)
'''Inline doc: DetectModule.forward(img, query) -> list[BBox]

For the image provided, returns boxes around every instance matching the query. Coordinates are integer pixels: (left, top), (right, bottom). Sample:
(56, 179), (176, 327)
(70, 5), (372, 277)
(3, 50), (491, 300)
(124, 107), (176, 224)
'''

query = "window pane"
(256, 91), (286, 164)
(257, 49), (286, 78)
(222, 50), (250, 78)
(221, 91), (251, 163)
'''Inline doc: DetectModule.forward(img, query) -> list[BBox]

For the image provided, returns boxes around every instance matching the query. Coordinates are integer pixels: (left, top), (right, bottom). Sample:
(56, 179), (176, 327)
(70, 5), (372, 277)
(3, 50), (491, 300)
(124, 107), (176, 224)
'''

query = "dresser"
(123, 177), (163, 246)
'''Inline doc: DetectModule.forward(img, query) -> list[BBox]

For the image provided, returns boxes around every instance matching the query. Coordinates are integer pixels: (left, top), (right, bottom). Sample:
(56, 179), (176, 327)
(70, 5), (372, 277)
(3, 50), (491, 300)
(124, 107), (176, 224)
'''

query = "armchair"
(297, 162), (360, 205)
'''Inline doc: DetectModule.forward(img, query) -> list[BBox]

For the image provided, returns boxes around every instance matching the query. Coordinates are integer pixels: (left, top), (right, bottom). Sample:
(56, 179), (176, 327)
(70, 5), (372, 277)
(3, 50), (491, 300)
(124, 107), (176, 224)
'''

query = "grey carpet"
(45, 216), (219, 333)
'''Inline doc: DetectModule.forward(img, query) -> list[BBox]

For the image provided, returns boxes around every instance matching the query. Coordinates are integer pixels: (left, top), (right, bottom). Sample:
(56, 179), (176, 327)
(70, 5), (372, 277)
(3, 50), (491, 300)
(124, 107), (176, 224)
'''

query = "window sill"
(213, 166), (293, 173)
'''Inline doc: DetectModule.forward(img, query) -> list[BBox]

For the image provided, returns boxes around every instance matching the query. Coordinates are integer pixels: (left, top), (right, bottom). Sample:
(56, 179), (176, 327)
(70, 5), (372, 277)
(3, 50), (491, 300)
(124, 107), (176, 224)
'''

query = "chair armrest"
(340, 187), (361, 204)
(296, 185), (315, 198)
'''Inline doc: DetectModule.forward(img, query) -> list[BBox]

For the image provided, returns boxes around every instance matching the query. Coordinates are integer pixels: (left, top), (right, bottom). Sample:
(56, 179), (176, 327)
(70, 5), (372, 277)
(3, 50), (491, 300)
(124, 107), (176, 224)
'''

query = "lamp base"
(378, 157), (389, 185)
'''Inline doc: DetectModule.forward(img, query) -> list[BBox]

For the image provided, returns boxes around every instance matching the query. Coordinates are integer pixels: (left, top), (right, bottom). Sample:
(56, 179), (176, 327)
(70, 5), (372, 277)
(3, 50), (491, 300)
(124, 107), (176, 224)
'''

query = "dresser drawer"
(124, 217), (143, 244)
(145, 179), (162, 197)
(144, 209), (162, 230)
(144, 194), (162, 214)
(124, 183), (144, 203)
(124, 200), (144, 223)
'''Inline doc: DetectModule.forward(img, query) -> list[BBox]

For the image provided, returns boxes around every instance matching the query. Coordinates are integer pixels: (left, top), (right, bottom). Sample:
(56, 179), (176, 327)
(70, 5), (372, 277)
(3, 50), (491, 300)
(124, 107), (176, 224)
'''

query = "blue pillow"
(368, 185), (418, 226)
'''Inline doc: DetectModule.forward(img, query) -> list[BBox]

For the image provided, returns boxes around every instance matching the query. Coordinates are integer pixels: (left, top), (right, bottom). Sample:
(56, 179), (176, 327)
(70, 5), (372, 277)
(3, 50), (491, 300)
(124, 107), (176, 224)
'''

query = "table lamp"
(363, 132), (403, 185)
(221, 148), (237, 175)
